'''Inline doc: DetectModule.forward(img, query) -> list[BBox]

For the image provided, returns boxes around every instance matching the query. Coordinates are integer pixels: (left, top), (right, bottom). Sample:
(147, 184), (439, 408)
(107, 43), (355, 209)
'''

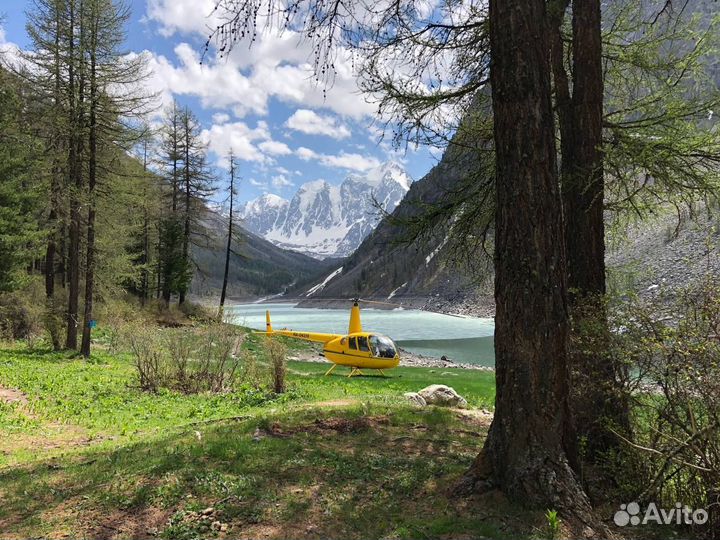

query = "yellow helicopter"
(258, 300), (400, 377)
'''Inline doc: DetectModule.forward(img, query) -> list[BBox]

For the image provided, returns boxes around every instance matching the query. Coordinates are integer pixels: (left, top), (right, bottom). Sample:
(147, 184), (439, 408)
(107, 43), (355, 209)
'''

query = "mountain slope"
(295, 131), (494, 314)
(241, 161), (412, 258)
(190, 210), (339, 299)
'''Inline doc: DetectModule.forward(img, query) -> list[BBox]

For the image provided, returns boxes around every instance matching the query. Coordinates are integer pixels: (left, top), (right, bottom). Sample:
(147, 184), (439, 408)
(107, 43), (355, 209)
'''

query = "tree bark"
(464, 0), (591, 514)
(551, 0), (630, 459)
(565, 0), (605, 301)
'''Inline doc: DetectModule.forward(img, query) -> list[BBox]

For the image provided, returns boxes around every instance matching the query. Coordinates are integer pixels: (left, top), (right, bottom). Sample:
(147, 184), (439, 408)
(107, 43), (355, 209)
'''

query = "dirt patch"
(301, 398), (360, 409)
(0, 386), (30, 407)
(259, 415), (390, 439)
(453, 408), (494, 428)
(83, 506), (172, 540)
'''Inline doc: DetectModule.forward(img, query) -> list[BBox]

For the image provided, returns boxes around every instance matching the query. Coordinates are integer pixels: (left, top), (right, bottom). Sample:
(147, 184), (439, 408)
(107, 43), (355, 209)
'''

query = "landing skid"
(323, 365), (388, 378)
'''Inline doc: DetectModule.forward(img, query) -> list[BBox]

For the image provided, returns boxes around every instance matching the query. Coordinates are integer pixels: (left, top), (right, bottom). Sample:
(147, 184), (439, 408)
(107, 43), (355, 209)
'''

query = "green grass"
(0, 338), (509, 539)
(289, 361), (495, 409)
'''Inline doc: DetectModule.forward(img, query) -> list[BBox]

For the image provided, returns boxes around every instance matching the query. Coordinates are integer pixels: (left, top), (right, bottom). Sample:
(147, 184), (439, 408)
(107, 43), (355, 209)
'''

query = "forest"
(1, 0), (720, 539)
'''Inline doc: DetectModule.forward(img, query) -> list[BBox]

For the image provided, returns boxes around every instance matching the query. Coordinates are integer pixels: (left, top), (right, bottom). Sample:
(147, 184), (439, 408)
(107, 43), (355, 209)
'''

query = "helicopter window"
(349, 337), (357, 350)
(357, 336), (370, 352)
(369, 335), (397, 358)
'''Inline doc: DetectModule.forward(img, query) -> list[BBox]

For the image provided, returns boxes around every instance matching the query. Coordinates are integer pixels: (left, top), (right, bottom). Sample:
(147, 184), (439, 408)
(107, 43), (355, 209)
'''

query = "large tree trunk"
(565, 0), (605, 302)
(464, 0), (592, 514)
(552, 0), (630, 459)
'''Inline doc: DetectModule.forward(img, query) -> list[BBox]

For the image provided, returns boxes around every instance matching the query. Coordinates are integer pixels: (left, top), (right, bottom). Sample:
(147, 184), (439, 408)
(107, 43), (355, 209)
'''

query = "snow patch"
(425, 235), (450, 265)
(306, 267), (343, 296)
(388, 282), (408, 300)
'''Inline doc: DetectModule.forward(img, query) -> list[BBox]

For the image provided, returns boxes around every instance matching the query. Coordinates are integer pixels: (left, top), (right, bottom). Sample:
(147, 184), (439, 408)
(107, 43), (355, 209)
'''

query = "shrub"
(265, 337), (287, 394)
(0, 284), (45, 344)
(125, 323), (167, 392)
(124, 323), (246, 394)
(606, 278), (720, 534)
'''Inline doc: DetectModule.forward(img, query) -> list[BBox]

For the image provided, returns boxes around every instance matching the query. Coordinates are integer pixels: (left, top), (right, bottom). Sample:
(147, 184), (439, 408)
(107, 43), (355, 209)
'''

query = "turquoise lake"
(226, 303), (496, 368)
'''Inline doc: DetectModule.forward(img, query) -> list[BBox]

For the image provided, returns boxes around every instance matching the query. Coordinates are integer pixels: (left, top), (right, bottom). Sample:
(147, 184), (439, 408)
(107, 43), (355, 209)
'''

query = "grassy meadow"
(0, 329), (546, 540)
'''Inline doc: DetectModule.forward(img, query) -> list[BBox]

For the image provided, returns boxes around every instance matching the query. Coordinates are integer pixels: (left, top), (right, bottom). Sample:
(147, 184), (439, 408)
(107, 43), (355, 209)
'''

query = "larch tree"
(19, 0), (87, 349)
(178, 107), (214, 305)
(21, 0), (75, 349)
(158, 102), (187, 305)
(156, 103), (213, 306)
(0, 72), (42, 293)
(22, 0), (151, 354)
(466, 0), (594, 513)
(218, 150), (238, 319)
(547, 0), (628, 461)
(80, 0), (150, 357)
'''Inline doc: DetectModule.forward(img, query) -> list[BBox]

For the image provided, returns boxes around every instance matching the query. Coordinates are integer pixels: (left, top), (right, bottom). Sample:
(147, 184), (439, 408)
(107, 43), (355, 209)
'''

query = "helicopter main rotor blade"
(357, 298), (469, 318)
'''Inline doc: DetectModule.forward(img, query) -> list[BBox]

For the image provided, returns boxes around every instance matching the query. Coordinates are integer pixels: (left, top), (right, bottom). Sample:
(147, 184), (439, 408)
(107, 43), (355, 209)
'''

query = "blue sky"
(0, 0), (437, 203)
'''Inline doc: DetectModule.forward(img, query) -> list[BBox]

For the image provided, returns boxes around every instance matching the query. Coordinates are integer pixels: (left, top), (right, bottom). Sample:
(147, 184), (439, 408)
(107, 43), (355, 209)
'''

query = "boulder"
(417, 384), (468, 408)
(403, 392), (427, 407)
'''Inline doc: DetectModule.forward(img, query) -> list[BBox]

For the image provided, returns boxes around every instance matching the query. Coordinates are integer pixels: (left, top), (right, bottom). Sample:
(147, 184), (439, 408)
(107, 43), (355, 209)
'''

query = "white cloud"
(258, 140), (292, 156)
(249, 178), (269, 190)
(212, 112), (230, 124)
(321, 152), (381, 171)
(295, 146), (380, 172)
(271, 174), (294, 189)
(145, 0), (221, 37)
(296, 146), (318, 161)
(201, 121), (272, 164)
(143, 1), (377, 120)
(285, 109), (351, 139)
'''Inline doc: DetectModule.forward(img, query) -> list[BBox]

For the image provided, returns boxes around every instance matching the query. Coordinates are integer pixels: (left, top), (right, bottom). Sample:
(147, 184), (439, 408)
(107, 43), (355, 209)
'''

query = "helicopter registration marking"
(291, 332), (311, 338)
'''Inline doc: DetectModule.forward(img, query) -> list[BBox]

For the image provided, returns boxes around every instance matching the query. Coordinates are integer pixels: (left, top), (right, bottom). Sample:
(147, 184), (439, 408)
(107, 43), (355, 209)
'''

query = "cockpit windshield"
(369, 335), (397, 358)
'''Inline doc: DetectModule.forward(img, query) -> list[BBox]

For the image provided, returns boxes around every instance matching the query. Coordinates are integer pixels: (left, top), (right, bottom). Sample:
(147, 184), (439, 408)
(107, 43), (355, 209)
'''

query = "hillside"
(607, 205), (720, 301)
(190, 210), (340, 299)
(296, 131), (495, 315)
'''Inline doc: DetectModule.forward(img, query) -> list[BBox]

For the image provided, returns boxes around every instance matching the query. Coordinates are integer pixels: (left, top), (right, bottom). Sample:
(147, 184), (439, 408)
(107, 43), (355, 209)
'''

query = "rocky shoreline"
(295, 294), (496, 318)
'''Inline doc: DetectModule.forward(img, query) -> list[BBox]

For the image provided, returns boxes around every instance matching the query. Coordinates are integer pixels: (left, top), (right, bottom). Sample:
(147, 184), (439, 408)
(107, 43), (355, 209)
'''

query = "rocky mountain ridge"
(240, 161), (412, 258)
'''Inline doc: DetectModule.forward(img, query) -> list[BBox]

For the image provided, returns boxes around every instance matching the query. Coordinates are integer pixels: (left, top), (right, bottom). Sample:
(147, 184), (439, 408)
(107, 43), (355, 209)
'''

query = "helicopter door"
(356, 336), (371, 356)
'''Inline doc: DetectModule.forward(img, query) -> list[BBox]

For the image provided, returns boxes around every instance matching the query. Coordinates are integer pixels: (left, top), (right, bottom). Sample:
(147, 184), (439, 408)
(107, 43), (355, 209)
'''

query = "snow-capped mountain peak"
(364, 160), (412, 190)
(260, 193), (288, 207)
(240, 162), (413, 258)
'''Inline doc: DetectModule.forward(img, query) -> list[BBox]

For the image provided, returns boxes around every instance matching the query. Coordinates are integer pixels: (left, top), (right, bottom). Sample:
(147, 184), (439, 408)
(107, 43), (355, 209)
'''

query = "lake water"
(226, 303), (496, 368)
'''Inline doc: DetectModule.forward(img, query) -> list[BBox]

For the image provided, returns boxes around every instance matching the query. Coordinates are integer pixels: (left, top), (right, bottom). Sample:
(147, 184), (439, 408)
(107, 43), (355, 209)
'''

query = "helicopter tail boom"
(256, 310), (339, 344)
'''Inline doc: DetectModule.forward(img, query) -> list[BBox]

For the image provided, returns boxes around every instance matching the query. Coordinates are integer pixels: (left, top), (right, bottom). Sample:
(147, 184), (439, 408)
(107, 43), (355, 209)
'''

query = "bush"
(0, 283), (45, 345)
(265, 337), (287, 394)
(124, 323), (246, 394)
(0, 294), (33, 340)
(606, 278), (720, 535)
